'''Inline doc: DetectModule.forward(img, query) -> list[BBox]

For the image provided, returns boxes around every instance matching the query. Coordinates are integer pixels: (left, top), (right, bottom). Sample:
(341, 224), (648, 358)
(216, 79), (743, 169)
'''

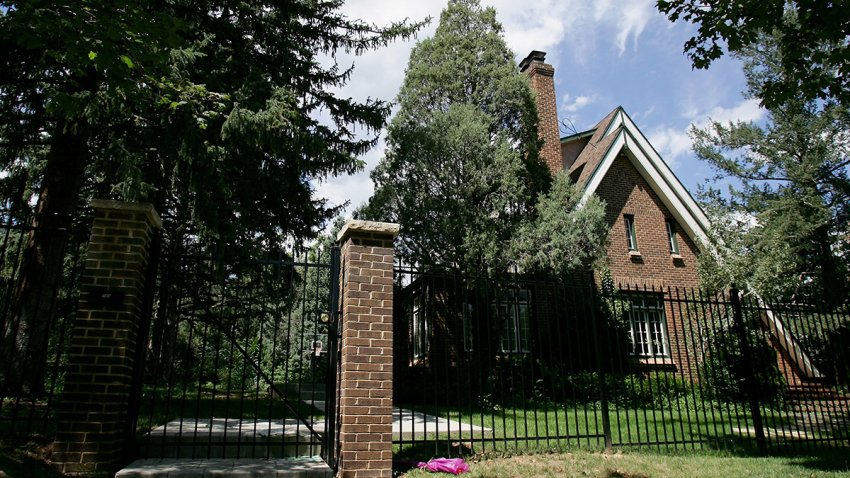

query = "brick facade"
(51, 200), (161, 476)
(336, 220), (399, 478)
(524, 52), (705, 378)
(595, 155), (701, 377)
(598, 155), (701, 290)
(522, 51), (563, 175)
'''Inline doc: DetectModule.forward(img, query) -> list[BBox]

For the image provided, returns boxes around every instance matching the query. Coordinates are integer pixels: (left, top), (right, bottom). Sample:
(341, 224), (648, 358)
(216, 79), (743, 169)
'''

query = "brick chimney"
(520, 51), (562, 175)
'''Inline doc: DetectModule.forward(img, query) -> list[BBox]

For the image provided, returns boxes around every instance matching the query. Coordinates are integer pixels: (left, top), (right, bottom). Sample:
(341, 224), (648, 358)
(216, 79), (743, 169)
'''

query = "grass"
(396, 448), (850, 478)
(393, 400), (848, 460)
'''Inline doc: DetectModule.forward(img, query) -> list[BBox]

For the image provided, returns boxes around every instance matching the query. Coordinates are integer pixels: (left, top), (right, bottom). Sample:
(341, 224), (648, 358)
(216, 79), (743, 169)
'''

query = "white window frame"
(626, 294), (669, 358)
(624, 214), (638, 251)
(411, 294), (429, 359)
(666, 219), (680, 255)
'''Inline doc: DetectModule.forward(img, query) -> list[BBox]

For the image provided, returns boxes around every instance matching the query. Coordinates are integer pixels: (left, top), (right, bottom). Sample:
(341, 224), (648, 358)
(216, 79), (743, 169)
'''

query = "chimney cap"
(519, 50), (547, 72)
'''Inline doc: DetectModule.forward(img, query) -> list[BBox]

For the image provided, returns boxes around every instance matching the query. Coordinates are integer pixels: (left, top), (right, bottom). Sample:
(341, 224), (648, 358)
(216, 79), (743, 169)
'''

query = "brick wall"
(51, 200), (160, 476)
(596, 155), (702, 378)
(336, 220), (398, 478)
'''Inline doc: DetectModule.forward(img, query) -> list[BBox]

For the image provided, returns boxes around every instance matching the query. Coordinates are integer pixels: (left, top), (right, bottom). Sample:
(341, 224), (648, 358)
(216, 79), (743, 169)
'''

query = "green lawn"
(393, 401), (845, 459)
(397, 449), (850, 478)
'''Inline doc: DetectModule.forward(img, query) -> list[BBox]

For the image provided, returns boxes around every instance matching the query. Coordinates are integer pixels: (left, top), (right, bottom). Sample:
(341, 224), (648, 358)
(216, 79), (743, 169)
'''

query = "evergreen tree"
(0, 0), (423, 395)
(694, 34), (850, 306)
(362, 0), (606, 276)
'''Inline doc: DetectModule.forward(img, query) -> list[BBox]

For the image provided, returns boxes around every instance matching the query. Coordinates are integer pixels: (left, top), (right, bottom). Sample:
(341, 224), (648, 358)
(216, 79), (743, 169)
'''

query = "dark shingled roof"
(565, 107), (622, 189)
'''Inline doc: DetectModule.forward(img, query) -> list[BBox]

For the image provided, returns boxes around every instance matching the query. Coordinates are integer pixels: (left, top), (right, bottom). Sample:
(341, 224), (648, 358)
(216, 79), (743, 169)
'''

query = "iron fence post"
(730, 286), (767, 455)
(123, 228), (162, 464)
(589, 273), (613, 451)
(323, 246), (341, 472)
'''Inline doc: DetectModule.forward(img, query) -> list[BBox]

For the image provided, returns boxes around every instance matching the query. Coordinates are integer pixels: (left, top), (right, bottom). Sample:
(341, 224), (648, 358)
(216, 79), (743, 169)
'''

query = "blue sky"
(316, 0), (765, 219)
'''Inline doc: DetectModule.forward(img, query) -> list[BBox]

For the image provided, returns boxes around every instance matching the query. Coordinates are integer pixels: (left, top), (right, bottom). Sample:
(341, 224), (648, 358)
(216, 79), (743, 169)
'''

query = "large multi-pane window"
(626, 294), (669, 357)
(411, 294), (429, 359)
(493, 289), (531, 353)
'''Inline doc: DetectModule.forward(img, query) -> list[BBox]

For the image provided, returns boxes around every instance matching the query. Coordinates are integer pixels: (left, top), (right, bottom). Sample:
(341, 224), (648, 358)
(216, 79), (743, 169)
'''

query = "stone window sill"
(637, 357), (676, 369)
(628, 250), (642, 258)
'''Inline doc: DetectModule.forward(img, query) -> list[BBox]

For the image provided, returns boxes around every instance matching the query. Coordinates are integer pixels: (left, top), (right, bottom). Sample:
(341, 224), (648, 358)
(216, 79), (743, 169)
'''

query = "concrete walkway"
(393, 407), (492, 439)
(121, 408), (490, 476)
(116, 457), (331, 478)
(144, 407), (490, 444)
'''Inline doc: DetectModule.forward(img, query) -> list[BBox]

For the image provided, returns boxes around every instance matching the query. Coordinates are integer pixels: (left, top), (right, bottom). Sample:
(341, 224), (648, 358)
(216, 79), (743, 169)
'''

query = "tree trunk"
(1, 120), (89, 397)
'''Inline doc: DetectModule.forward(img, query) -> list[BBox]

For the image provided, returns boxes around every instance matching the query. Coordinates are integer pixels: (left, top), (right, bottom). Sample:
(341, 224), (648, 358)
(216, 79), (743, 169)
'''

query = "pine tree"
(362, 0), (606, 276)
(694, 33), (850, 306)
(0, 0), (423, 395)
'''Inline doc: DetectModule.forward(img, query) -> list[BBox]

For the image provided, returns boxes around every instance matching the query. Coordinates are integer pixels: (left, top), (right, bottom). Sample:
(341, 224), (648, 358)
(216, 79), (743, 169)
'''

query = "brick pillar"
(335, 220), (398, 478)
(520, 50), (562, 175)
(51, 200), (161, 476)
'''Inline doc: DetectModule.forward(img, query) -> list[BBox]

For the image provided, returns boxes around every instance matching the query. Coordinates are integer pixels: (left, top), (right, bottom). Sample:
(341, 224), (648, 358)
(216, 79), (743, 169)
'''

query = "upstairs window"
(624, 214), (638, 251)
(666, 219), (680, 254)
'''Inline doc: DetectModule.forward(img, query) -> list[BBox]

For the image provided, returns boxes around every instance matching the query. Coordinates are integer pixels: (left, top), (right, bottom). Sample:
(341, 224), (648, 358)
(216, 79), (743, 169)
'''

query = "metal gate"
(129, 245), (341, 468)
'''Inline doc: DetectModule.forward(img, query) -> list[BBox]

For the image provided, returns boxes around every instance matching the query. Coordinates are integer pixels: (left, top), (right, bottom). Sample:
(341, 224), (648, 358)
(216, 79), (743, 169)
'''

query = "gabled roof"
(562, 106), (712, 246)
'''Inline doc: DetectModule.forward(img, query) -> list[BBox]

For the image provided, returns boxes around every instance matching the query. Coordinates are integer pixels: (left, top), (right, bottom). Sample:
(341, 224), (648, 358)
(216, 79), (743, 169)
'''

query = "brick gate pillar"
(51, 200), (161, 476)
(335, 220), (398, 478)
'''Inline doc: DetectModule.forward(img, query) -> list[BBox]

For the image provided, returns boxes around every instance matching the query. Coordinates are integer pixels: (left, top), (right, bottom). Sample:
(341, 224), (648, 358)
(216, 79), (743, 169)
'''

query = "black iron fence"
(132, 245), (341, 466)
(0, 210), (90, 439)
(392, 266), (850, 458)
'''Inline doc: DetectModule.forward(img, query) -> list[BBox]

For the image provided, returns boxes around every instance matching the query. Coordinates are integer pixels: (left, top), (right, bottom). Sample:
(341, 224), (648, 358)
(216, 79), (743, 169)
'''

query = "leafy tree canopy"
(361, 0), (607, 276)
(694, 33), (850, 306)
(657, 0), (850, 109)
(0, 0), (424, 395)
(0, 0), (424, 249)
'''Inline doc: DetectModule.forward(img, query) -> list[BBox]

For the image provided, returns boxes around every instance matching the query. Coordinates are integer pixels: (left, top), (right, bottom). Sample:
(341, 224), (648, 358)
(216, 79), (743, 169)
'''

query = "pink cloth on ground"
(416, 458), (470, 475)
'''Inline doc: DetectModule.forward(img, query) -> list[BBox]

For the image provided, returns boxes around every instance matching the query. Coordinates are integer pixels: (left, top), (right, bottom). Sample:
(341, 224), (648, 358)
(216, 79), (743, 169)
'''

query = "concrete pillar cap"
(90, 199), (162, 229)
(336, 220), (399, 243)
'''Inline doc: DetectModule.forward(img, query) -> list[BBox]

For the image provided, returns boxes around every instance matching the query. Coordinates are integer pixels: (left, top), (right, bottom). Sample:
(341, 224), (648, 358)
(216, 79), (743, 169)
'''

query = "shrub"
(558, 371), (696, 409)
(700, 321), (785, 404)
(798, 322), (850, 388)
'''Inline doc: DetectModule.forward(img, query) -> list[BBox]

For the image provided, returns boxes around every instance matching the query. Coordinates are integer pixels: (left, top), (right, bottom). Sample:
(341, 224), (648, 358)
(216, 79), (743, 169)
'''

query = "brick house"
(521, 50), (710, 370)
(394, 51), (815, 394)
(521, 50), (817, 382)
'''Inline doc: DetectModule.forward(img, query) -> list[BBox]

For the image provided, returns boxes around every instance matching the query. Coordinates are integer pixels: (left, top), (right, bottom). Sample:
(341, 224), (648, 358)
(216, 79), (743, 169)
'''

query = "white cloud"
(649, 127), (692, 169)
(650, 99), (765, 168)
(703, 98), (764, 124)
(613, 1), (655, 55)
(488, 0), (577, 59)
(561, 94), (595, 113)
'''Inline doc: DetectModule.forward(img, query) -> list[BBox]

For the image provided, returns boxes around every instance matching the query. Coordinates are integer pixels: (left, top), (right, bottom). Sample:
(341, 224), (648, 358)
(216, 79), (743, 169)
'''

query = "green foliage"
(796, 320), (850, 388)
(700, 319), (786, 405)
(512, 174), (609, 277)
(693, 33), (850, 306)
(554, 372), (696, 410)
(362, 0), (606, 275)
(0, 0), (425, 247)
(657, 1), (850, 109)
